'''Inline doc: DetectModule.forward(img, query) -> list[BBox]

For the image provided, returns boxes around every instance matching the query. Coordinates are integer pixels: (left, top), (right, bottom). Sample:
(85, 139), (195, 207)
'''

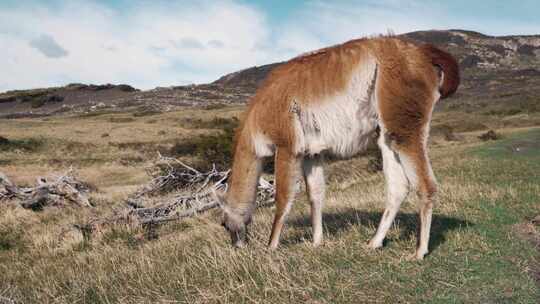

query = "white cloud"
(208, 40), (225, 48)
(0, 0), (275, 91)
(269, 0), (540, 57)
(29, 34), (69, 58)
(1, 0), (538, 92)
(173, 37), (206, 50)
(271, 0), (442, 55)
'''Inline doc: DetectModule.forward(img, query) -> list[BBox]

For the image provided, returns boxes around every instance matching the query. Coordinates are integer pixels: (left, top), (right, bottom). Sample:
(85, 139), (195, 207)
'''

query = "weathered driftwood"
(0, 172), (21, 201)
(0, 169), (92, 210)
(126, 154), (275, 225)
(70, 155), (275, 238)
(134, 153), (230, 197)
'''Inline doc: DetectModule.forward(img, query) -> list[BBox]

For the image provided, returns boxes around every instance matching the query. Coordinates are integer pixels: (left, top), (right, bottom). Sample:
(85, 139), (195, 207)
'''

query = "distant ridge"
(1, 29), (539, 117)
(210, 29), (540, 90)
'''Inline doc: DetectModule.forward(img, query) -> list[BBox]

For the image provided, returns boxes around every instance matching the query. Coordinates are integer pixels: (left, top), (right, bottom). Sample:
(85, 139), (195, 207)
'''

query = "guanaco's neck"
(226, 130), (262, 213)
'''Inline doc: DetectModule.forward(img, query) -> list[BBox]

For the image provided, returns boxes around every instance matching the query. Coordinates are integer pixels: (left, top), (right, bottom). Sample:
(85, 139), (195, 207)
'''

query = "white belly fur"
(294, 55), (379, 157)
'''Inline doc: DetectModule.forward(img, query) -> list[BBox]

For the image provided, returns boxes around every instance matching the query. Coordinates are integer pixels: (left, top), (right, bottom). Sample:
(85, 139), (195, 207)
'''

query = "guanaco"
(213, 36), (459, 260)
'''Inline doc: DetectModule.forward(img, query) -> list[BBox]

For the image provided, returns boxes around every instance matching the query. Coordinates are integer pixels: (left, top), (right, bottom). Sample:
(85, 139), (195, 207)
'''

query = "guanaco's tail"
(421, 44), (460, 99)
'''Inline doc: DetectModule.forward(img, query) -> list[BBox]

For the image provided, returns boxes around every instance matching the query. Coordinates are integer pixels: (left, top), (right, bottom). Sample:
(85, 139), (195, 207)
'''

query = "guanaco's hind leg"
(303, 156), (325, 246)
(412, 153), (437, 260)
(368, 131), (437, 260)
(395, 146), (437, 260)
(368, 132), (410, 249)
(268, 148), (302, 249)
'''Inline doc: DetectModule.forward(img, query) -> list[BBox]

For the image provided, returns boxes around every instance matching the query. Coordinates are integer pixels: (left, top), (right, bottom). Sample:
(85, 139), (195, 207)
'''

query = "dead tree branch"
(124, 154), (275, 225)
(0, 168), (93, 209)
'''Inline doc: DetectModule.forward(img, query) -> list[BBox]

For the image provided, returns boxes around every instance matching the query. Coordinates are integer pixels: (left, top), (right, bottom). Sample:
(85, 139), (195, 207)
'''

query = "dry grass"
(0, 106), (539, 303)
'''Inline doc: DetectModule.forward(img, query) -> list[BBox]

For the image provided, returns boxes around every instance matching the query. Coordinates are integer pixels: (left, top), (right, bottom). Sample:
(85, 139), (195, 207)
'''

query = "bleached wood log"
(0, 169), (93, 209)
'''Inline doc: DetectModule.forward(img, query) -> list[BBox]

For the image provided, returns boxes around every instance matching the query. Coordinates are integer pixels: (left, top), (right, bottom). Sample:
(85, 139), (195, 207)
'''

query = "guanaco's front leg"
(268, 148), (302, 249)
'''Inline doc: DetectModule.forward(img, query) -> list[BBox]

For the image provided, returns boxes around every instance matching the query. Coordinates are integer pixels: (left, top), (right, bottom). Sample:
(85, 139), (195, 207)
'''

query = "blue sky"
(0, 0), (539, 92)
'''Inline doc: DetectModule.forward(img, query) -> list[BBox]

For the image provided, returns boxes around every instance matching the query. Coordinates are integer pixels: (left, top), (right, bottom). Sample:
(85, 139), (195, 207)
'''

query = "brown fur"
(420, 44), (460, 98)
(219, 36), (460, 256)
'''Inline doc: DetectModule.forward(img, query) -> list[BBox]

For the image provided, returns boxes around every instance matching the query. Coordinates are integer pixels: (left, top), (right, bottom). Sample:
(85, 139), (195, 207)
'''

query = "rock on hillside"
(212, 62), (282, 91)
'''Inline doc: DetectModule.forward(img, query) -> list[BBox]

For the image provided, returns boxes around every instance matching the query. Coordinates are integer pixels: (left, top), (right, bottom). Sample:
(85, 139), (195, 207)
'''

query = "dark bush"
(170, 118), (239, 170)
(132, 105), (162, 117)
(203, 103), (228, 110)
(478, 130), (501, 141)
(116, 84), (138, 92)
(484, 108), (522, 116)
(181, 116), (239, 130)
(30, 94), (64, 108)
(30, 98), (47, 109)
(460, 55), (482, 69)
(453, 121), (488, 133)
(0, 137), (44, 152)
(0, 96), (16, 103)
(431, 124), (458, 141)
(486, 44), (507, 56)
(109, 117), (135, 123)
(0, 225), (25, 252)
(517, 45), (539, 56)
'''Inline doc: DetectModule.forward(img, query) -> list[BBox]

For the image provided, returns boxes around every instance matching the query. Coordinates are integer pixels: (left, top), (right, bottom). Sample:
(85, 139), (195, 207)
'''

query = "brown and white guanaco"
(213, 36), (459, 260)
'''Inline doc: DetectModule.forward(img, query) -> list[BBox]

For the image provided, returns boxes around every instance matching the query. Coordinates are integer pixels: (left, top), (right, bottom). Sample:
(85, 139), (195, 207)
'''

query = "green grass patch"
(0, 225), (25, 252)
(471, 127), (540, 161)
(0, 136), (45, 152)
(1, 127), (539, 303)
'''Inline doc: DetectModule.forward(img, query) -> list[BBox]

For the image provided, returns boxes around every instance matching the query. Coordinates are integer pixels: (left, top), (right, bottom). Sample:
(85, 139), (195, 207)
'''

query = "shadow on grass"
(287, 208), (471, 254)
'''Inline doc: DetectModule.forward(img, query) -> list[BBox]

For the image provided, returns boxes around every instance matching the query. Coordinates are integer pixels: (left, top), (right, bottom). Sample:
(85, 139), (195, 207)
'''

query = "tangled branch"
(125, 153), (275, 225)
(65, 155), (275, 241)
(0, 168), (92, 210)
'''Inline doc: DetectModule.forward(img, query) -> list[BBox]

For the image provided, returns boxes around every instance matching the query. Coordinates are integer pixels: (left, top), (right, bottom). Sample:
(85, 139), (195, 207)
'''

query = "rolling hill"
(1, 29), (539, 118)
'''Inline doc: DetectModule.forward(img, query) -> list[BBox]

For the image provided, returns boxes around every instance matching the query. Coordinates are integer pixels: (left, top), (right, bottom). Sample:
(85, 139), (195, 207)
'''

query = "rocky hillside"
(407, 30), (540, 69)
(212, 62), (282, 90)
(0, 84), (138, 118)
(1, 29), (539, 118)
(209, 29), (540, 115)
(213, 30), (540, 89)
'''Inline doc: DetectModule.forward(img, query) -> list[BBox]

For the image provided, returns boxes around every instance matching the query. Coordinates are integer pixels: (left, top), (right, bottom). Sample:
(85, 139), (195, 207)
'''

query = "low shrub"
(431, 124), (459, 141)
(181, 116), (239, 130)
(0, 136), (44, 152)
(203, 103), (228, 110)
(132, 106), (162, 117)
(28, 94), (64, 109)
(452, 121), (488, 133)
(484, 108), (522, 116)
(170, 118), (239, 170)
(0, 225), (25, 252)
(478, 130), (501, 141)
(108, 117), (135, 123)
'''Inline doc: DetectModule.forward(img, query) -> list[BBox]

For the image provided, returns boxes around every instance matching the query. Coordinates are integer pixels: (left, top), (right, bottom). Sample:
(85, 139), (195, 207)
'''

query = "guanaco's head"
(212, 189), (250, 248)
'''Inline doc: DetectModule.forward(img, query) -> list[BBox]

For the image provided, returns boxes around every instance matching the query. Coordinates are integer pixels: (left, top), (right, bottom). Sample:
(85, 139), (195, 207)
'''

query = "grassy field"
(0, 106), (539, 303)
